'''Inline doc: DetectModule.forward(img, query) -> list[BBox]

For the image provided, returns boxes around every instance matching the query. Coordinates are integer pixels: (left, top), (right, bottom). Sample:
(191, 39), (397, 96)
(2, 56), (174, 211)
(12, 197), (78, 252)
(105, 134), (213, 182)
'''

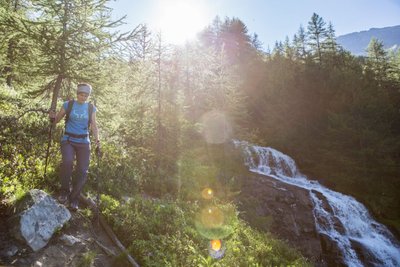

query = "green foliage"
(87, 143), (143, 198)
(100, 194), (121, 216)
(175, 141), (247, 202)
(1, 4), (400, 265)
(80, 207), (93, 219)
(77, 251), (96, 267)
(220, 222), (310, 267)
(307, 12), (328, 63)
(101, 195), (308, 266)
(234, 13), (400, 235)
(0, 147), (42, 199)
(0, 85), (57, 199)
(194, 203), (236, 240)
(176, 151), (219, 200)
(0, 0), (42, 86)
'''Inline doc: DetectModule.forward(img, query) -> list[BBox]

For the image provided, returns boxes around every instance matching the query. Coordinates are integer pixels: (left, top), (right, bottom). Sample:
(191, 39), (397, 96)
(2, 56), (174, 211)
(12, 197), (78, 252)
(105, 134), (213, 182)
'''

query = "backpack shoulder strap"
(65, 99), (74, 125)
(88, 102), (94, 128)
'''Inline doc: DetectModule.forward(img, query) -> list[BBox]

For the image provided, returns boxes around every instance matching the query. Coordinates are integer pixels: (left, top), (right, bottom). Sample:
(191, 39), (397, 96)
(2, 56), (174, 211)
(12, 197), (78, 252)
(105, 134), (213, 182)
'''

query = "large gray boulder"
(8, 189), (71, 251)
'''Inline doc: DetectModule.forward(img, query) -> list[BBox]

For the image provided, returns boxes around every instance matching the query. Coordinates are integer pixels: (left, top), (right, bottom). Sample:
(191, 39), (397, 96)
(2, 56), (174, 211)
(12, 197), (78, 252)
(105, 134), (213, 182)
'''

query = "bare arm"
(49, 107), (66, 125)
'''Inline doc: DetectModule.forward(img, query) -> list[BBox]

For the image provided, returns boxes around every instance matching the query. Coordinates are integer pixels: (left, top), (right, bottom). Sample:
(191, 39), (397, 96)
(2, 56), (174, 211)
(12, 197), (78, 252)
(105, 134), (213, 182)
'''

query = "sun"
(151, 0), (210, 44)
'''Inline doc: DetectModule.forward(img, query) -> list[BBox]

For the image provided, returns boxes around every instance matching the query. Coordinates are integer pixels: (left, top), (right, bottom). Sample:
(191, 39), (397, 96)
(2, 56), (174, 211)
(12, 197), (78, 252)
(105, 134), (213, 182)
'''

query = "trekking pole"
(44, 75), (62, 178)
(95, 143), (101, 227)
(43, 113), (55, 178)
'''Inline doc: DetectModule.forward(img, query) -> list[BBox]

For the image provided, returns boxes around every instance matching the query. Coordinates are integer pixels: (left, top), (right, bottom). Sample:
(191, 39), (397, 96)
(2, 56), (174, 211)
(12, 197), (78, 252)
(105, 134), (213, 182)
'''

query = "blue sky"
(108, 0), (400, 50)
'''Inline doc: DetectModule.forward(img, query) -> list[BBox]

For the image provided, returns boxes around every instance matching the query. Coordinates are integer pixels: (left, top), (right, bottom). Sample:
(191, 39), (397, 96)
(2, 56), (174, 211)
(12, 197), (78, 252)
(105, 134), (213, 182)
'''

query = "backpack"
(65, 99), (94, 130)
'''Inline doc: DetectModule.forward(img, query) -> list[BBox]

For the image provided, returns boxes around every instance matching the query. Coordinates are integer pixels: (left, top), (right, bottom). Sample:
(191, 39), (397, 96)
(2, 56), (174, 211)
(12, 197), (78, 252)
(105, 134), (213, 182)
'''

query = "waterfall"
(234, 140), (400, 267)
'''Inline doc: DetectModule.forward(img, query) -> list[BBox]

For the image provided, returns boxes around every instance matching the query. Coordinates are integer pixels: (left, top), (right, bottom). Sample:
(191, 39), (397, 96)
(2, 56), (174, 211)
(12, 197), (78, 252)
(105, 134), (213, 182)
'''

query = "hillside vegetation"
(1, 1), (400, 265)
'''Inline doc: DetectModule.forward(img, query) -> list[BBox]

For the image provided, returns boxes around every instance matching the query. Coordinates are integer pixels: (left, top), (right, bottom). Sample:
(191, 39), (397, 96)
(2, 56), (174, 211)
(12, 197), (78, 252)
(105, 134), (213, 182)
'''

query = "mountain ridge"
(337, 24), (400, 56)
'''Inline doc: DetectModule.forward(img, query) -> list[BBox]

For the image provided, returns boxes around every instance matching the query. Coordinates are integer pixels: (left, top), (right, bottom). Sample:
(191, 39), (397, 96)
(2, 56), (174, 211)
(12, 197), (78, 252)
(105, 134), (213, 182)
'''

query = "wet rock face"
(236, 174), (346, 266)
(8, 189), (71, 251)
(350, 239), (385, 267)
(319, 233), (346, 266)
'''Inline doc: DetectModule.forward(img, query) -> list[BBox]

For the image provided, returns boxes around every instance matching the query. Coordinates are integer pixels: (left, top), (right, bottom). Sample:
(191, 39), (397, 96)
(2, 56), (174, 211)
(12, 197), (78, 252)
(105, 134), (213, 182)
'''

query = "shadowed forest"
(1, 1), (399, 266)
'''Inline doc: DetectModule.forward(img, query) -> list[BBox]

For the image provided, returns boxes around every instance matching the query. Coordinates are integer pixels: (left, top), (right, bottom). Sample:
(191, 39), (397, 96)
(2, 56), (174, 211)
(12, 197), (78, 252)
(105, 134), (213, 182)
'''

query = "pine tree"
(272, 41), (284, 57)
(292, 25), (309, 61)
(0, 0), (38, 86)
(283, 36), (295, 60)
(117, 24), (152, 62)
(199, 16), (223, 51)
(220, 17), (253, 64)
(324, 22), (338, 53)
(366, 38), (390, 85)
(28, 0), (130, 109)
(307, 13), (328, 64)
(251, 33), (263, 51)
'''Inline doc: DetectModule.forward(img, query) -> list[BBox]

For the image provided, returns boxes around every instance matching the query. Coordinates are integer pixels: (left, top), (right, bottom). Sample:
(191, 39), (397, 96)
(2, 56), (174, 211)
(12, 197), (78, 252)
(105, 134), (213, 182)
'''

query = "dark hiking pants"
(60, 140), (90, 203)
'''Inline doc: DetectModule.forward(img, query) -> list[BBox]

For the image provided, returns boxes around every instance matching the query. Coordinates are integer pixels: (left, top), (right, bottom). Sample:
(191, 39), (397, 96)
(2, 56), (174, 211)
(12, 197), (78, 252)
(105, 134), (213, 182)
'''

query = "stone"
(0, 244), (18, 257)
(350, 238), (384, 266)
(319, 233), (346, 266)
(8, 189), (71, 251)
(237, 174), (325, 265)
(59, 234), (81, 246)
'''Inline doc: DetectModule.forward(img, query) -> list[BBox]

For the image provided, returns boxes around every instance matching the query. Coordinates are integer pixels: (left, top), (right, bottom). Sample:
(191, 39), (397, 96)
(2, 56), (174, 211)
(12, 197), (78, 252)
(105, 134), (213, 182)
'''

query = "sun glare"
(152, 0), (210, 44)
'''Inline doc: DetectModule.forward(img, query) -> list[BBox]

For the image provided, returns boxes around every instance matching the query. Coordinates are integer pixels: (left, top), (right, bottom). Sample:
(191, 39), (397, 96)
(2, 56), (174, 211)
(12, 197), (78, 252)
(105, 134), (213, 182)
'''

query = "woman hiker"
(49, 83), (100, 211)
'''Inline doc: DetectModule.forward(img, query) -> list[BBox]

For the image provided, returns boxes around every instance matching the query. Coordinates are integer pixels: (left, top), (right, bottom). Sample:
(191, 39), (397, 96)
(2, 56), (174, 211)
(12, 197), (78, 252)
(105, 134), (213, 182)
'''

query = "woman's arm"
(49, 107), (66, 125)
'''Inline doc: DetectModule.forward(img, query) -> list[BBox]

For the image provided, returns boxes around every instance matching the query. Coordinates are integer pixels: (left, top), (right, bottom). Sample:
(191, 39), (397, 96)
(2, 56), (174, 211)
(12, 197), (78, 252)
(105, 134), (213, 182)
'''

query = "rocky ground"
(0, 200), (121, 267)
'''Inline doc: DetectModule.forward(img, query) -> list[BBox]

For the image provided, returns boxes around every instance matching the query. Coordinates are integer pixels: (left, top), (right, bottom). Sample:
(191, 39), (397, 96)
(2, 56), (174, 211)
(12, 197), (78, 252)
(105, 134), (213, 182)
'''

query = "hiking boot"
(58, 194), (69, 204)
(69, 200), (79, 211)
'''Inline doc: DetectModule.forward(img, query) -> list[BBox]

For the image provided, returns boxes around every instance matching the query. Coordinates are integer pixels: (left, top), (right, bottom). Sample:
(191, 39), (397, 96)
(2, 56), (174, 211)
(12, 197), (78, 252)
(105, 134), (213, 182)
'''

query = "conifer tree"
(283, 36), (295, 60)
(366, 38), (390, 85)
(220, 17), (253, 64)
(292, 25), (308, 61)
(199, 16), (223, 52)
(251, 33), (263, 51)
(272, 41), (284, 57)
(117, 24), (152, 62)
(324, 22), (338, 53)
(389, 50), (400, 83)
(0, 0), (37, 86)
(28, 0), (130, 109)
(307, 13), (328, 64)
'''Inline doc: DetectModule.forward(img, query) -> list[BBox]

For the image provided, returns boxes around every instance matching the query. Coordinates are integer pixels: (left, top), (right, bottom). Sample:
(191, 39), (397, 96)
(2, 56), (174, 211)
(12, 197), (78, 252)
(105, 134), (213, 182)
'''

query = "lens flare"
(210, 239), (222, 251)
(209, 239), (226, 259)
(202, 188), (214, 200)
(151, 0), (210, 45)
(195, 205), (235, 240)
(200, 110), (232, 144)
(201, 206), (224, 228)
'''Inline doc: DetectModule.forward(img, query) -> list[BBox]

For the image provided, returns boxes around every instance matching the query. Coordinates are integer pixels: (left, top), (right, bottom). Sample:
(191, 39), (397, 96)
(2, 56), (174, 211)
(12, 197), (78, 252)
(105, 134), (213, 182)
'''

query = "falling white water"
(234, 140), (400, 267)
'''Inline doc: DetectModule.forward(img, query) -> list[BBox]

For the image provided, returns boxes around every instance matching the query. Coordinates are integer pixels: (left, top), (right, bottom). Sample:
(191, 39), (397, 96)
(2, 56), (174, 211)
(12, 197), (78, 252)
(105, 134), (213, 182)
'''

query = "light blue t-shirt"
(62, 101), (97, 144)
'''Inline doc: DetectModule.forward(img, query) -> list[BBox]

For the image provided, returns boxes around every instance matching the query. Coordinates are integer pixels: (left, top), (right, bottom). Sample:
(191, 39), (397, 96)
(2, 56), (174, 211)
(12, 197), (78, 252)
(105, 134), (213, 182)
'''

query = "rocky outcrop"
(236, 174), (342, 266)
(1, 194), (118, 266)
(350, 239), (384, 267)
(8, 189), (71, 251)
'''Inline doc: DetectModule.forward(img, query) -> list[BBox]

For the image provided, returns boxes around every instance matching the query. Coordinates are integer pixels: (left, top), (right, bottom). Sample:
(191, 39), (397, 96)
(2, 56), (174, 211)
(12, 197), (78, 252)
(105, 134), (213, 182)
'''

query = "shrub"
(101, 195), (309, 266)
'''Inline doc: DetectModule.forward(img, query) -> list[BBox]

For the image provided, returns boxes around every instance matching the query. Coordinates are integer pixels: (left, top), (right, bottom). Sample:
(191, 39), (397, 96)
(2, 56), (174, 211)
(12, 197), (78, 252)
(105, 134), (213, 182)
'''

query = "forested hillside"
(337, 25), (400, 56)
(1, 1), (399, 265)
